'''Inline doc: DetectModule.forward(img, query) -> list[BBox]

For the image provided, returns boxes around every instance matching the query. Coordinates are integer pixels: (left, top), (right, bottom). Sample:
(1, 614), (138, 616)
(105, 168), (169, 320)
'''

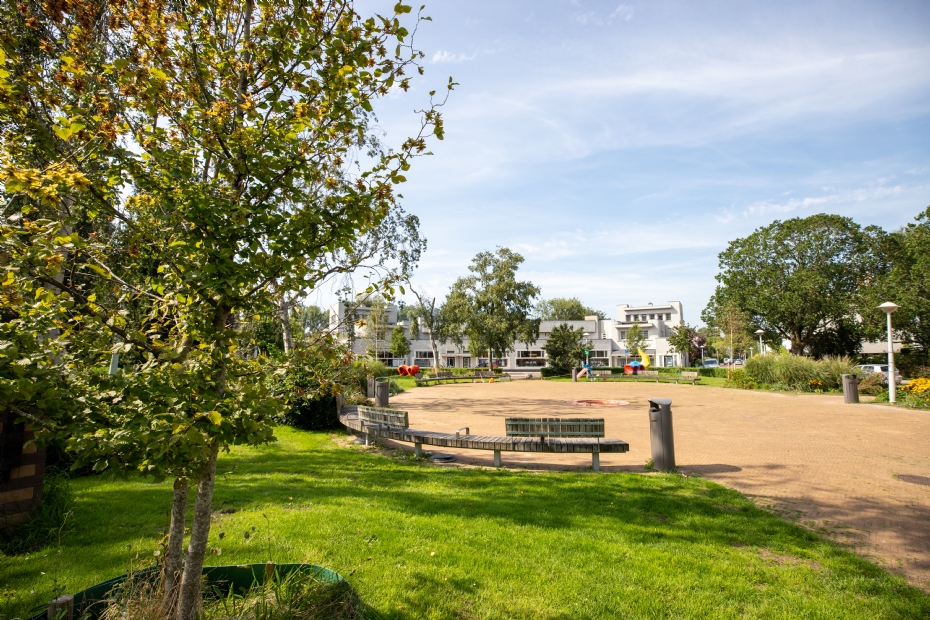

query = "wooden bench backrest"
(505, 417), (605, 438)
(358, 406), (409, 429)
(641, 370), (659, 377)
(681, 371), (698, 378)
(436, 371), (453, 378)
(592, 370), (612, 377)
(475, 371), (493, 378)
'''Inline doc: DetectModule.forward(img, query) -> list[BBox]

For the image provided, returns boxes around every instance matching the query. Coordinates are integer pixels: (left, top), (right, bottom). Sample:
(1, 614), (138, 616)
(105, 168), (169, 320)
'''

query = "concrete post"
(571, 367), (578, 382)
(493, 449), (501, 467)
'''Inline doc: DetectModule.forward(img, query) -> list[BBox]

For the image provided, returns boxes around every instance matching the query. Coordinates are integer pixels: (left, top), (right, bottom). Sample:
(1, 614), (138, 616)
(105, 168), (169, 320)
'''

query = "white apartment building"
(330, 300), (689, 371)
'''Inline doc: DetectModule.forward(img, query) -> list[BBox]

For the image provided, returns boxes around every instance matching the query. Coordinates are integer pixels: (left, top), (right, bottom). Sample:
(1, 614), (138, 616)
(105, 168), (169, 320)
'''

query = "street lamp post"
(878, 302), (899, 404)
(755, 329), (765, 356)
(700, 345), (705, 362)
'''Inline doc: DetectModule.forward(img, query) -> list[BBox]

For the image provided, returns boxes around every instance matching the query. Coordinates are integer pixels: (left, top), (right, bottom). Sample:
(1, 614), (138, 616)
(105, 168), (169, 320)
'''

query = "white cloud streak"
(431, 50), (477, 64)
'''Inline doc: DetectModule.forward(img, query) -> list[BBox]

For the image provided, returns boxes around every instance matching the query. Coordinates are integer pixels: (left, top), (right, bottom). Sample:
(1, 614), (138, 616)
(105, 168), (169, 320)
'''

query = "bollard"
(647, 398), (676, 472)
(367, 377), (376, 399)
(572, 367), (578, 382)
(841, 374), (860, 404)
(375, 379), (389, 407)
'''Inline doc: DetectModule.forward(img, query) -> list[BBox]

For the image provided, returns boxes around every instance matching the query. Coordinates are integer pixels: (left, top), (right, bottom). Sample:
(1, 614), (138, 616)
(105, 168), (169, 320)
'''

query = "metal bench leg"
(494, 449), (501, 467)
(415, 442), (422, 457)
(592, 453), (600, 472)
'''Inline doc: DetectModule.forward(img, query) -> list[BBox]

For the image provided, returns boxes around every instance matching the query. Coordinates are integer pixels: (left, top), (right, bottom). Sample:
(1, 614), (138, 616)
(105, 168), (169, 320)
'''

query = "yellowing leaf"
(207, 411), (223, 425)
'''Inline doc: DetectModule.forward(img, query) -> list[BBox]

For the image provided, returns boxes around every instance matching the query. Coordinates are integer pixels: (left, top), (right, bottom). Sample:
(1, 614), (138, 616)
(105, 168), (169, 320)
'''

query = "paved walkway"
(390, 381), (930, 589)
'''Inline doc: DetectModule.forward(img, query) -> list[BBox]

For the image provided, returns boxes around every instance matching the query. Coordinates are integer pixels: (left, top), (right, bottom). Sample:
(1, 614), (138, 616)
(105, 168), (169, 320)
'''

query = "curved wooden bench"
(340, 405), (628, 471)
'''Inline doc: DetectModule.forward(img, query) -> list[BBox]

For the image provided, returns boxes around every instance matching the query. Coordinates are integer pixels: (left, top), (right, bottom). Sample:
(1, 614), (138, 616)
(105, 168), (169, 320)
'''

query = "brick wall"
(0, 410), (46, 528)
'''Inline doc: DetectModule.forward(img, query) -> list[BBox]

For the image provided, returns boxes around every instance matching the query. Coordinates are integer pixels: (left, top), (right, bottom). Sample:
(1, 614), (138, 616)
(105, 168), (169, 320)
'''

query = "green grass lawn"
(3, 428), (928, 619)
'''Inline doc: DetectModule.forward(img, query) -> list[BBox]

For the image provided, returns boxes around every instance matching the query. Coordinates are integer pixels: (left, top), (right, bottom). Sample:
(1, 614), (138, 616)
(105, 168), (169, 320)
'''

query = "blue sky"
(320, 0), (930, 325)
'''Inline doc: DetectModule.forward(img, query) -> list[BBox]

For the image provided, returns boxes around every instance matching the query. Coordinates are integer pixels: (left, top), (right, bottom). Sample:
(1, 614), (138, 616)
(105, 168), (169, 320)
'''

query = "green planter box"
(29, 563), (343, 620)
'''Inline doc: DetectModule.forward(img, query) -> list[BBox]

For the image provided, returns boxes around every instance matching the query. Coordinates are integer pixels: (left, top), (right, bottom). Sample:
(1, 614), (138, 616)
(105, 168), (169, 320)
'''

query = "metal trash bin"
(841, 374), (859, 404)
(648, 398), (676, 472)
(572, 367), (578, 382)
(375, 379), (389, 407)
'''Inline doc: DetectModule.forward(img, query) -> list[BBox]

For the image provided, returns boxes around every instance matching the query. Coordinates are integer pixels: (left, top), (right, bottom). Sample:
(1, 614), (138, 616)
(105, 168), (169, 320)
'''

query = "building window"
(517, 350), (545, 358)
(649, 314), (655, 319)
(415, 351), (434, 358)
(462, 357), (471, 368)
(446, 357), (456, 367)
(664, 355), (674, 367)
(666, 313), (671, 320)
(626, 315), (631, 322)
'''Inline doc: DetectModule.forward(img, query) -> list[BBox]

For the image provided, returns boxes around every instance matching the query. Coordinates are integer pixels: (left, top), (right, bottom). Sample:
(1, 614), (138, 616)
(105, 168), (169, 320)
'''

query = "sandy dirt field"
(386, 380), (930, 589)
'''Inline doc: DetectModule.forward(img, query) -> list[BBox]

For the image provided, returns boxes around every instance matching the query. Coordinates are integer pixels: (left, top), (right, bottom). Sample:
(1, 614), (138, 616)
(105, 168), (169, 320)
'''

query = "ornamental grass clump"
(743, 354), (853, 391)
(99, 570), (363, 620)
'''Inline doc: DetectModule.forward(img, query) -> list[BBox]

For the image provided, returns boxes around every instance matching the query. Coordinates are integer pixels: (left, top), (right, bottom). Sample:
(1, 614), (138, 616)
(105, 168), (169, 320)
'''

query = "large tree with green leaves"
(0, 2), (446, 618)
(441, 247), (540, 363)
(863, 206), (930, 355)
(535, 297), (605, 320)
(703, 214), (886, 356)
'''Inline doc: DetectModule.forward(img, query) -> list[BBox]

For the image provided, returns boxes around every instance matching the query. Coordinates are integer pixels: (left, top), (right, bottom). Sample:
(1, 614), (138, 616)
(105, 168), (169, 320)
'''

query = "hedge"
(282, 395), (340, 430)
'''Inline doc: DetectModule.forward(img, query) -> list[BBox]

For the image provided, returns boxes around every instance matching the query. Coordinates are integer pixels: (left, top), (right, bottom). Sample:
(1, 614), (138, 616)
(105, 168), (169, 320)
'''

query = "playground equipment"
(638, 348), (651, 369)
(397, 364), (420, 376)
(577, 363), (593, 379)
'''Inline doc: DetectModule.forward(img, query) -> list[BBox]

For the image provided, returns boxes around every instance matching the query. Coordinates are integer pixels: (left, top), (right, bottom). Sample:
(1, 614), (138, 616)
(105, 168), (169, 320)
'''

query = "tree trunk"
(428, 330), (440, 373)
(279, 296), (293, 354)
(175, 444), (219, 620)
(163, 478), (188, 616)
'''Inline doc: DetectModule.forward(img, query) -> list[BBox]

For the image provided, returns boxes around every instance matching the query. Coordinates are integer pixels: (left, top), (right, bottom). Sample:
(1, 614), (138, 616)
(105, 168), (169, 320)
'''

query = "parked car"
(703, 359), (720, 368)
(733, 359), (745, 367)
(856, 364), (902, 384)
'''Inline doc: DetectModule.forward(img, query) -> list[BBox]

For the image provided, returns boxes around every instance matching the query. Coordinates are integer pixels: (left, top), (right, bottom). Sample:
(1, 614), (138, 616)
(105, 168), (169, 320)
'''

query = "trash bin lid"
(648, 398), (672, 406)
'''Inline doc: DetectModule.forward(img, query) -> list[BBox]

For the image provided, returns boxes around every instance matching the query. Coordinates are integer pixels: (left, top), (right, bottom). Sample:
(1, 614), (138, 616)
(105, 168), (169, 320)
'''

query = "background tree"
(407, 283), (446, 373)
(668, 323), (699, 365)
(863, 206), (930, 357)
(0, 2), (447, 618)
(361, 296), (391, 360)
(441, 247), (540, 365)
(390, 324), (410, 360)
(535, 297), (605, 320)
(541, 323), (585, 374)
(703, 301), (756, 363)
(623, 324), (647, 359)
(703, 214), (886, 355)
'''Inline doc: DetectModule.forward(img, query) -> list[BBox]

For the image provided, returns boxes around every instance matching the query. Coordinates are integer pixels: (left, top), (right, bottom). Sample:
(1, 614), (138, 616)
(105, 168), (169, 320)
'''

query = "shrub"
(744, 354), (824, 391)
(858, 373), (886, 396)
(902, 377), (930, 409)
(0, 470), (74, 554)
(282, 395), (341, 430)
(725, 370), (757, 390)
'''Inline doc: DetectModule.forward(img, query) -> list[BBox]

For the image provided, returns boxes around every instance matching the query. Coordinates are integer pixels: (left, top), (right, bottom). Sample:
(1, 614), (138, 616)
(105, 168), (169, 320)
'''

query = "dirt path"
(389, 380), (930, 589)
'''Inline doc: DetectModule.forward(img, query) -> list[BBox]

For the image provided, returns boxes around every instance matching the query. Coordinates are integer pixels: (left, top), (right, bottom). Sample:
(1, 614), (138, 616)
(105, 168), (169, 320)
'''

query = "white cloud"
(715, 183), (911, 223)
(610, 4), (634, 21)
(431, 50), (477, 64)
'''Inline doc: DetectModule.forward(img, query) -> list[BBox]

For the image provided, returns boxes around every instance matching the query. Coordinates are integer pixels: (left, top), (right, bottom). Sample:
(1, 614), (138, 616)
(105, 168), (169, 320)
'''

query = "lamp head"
(755, 329), (765, 335)
(878, 302), (899, 314)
